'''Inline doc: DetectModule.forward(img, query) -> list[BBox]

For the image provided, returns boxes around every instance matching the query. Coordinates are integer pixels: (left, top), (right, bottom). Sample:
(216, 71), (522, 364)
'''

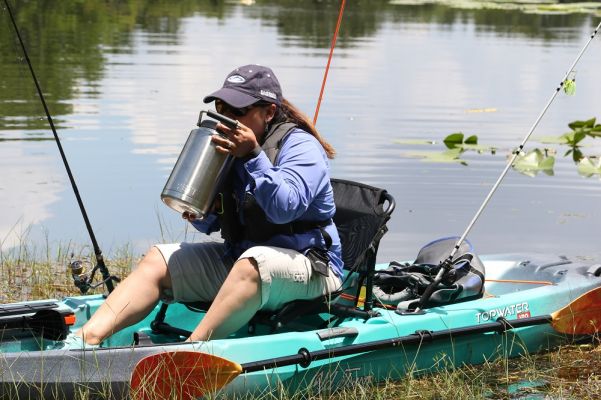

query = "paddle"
(551, 285), (601, 335)
(130, 286), (601, 400)
(130, 351), (241, 400)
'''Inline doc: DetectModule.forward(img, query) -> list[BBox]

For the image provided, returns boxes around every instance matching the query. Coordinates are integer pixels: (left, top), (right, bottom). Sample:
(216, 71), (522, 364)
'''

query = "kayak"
(1, 252), (600, 399)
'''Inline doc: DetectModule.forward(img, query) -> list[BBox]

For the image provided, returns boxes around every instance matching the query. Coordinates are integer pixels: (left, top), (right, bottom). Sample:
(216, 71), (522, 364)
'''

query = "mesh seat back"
(331, 179), (391, 273)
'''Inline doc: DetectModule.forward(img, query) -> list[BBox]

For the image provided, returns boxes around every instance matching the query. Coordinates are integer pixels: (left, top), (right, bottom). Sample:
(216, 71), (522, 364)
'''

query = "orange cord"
(313, 0), (346, 125)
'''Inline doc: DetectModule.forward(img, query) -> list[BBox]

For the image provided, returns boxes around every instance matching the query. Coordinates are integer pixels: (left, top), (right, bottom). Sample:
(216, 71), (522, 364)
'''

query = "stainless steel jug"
(161, 116), (234, 218)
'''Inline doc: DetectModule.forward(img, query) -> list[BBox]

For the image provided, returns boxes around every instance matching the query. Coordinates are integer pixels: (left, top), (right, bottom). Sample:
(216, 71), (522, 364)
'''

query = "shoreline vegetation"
(1, 240), (599, 399)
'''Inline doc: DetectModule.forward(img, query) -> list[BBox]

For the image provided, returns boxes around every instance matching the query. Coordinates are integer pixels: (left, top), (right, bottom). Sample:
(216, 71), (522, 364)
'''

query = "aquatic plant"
(512, 148), (555, 177)
(577, 156), (601, 178)
(389, 0), (601, 16)
(395, 117), (601, 177)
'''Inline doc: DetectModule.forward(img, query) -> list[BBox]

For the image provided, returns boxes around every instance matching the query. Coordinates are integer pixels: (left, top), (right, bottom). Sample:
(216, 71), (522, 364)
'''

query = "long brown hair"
(271, 98), (336, 159)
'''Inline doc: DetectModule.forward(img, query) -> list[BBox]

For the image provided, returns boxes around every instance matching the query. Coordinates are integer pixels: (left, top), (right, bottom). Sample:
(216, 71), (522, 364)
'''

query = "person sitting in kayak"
(64, 64), (344, 348)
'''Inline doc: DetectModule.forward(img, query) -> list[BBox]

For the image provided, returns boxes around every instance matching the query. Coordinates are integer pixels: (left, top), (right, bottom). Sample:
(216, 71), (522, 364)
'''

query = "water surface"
(1, 0), (601, 265)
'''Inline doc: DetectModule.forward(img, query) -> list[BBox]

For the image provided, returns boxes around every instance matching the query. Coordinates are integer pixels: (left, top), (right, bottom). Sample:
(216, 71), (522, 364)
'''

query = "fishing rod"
(3, 0), (118, 293)
(414, 20), (601, 313)
(313, 0), (346, 125)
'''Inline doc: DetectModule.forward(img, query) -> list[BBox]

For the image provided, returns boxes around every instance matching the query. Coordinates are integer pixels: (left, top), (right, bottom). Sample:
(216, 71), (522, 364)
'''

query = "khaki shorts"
(154, 242), (342, 311)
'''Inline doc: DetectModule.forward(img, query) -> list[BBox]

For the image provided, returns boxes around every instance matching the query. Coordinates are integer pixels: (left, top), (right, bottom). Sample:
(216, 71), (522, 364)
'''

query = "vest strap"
(218, 122), (332, 246)
(261, 121), (297, 164)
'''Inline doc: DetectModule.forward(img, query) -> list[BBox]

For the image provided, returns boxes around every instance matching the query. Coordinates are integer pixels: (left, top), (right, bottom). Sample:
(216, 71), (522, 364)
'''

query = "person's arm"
(244, 133), (328, 223)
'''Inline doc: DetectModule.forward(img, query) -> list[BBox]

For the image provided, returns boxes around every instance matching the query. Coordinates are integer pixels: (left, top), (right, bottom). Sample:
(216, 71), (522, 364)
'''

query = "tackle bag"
(372, 237), (485, 311)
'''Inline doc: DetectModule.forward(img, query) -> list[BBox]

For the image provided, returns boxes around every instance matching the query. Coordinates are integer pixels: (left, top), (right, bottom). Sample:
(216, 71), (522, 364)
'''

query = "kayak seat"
(150, 178), (395, 337)
(248, 179), (395, 332)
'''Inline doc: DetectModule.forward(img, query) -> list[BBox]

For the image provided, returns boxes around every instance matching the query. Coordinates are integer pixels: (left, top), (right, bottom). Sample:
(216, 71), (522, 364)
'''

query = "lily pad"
(443, 132), (479, 148)
(442, 133), (494, 152)
(461, 143), (493, 152)
(537, 130), (587, 146)
(512, 149), (555, 177)
(536, 135), (569, 145)
(577, 156), (601, 177)
(403, 148), (467, 165)
(393, 139), (437, 145)
(525, 2), (601, 15)
(390, 1), (601, 16)
(586, 124), (601, 138)
(563, 130), (588, 146)
(568, 117), (596, 131)
(425, 149), (467, 165)
(538, 116), (601, 144)
(389, 0), (434, 4)
(443, 132), (465, 147)
(464, 135), (478, 145)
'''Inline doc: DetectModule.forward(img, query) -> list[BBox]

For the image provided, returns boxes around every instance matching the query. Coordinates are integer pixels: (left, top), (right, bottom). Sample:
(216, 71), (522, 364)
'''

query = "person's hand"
(182, 211), (197, 222)
(212, 121), (259, 159)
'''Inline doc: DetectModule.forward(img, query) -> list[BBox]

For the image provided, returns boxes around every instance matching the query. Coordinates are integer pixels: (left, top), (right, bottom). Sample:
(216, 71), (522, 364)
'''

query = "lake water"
(1, 0), (601, 265)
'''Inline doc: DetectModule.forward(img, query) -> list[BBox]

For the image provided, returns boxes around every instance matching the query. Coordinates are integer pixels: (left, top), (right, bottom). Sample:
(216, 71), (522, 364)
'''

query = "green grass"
(332, 343), (601, 399)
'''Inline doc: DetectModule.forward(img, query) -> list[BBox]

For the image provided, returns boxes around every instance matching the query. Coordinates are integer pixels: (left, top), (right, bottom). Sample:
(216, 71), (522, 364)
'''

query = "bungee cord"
(415, 20), (601, 312)
(3, 0), (117, 293)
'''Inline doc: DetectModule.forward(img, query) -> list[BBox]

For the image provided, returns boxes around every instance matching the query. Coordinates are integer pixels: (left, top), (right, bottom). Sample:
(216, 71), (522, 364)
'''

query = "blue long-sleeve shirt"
(191, 128), (344, 278)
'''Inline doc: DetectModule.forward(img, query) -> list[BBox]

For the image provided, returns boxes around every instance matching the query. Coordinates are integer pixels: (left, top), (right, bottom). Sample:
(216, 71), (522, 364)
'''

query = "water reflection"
(1, 0), (600, 263)
(0, 142), (62, 248)
(2, 0), (598, 132)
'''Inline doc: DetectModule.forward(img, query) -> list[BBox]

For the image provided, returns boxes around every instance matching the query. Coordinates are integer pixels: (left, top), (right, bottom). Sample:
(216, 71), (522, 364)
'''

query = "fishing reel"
(69, 255), (121, 295)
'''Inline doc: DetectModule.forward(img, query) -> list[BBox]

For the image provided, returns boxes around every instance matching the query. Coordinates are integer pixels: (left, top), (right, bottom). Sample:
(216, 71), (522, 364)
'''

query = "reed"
(0, 231), (134, 304)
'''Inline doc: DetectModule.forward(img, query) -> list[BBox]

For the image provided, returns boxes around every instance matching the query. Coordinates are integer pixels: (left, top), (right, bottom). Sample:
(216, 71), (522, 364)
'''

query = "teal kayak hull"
(1, 253), (600, 398)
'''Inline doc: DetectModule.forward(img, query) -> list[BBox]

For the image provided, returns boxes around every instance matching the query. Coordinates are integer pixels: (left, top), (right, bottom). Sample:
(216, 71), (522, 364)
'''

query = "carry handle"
(197, 110), (240, 130)
(206, 110), (240, 130)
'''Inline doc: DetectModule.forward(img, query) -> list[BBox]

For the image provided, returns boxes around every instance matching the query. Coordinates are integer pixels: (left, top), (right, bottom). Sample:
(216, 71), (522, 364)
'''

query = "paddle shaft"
(417, 20), (601, 311)
(3, 0), (114, 293)
(241, 315), (551, 373)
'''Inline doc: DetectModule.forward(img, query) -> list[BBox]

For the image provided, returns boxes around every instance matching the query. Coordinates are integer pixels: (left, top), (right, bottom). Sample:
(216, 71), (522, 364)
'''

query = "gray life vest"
(218, 122), (332, 244)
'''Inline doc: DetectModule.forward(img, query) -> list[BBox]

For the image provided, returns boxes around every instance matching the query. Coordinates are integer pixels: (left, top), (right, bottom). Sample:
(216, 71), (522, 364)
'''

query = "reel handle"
(69, 258), (121, 294)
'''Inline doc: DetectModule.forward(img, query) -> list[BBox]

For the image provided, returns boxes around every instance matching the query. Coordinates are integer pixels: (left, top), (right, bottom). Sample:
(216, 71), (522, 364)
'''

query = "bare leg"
(187, 258), (261, 341)
(76, 247), (171, 345)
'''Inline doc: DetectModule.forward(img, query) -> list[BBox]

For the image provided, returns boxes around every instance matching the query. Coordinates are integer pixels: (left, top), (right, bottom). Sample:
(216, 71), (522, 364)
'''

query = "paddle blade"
(551, 287), (601, 335)
(130, 351), (242, 400)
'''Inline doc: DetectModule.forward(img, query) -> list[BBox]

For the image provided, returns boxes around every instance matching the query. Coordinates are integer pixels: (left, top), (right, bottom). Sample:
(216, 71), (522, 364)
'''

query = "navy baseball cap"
(203, 64), (282, 108)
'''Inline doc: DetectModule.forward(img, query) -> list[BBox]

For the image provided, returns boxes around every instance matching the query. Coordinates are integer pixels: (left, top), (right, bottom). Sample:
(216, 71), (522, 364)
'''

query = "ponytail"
(271, 98), (336, 159)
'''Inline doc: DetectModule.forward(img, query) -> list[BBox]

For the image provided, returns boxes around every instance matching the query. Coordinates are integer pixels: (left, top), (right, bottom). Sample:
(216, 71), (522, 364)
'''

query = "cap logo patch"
(260, 89), (277, 99)
(227, 75), (246, 84)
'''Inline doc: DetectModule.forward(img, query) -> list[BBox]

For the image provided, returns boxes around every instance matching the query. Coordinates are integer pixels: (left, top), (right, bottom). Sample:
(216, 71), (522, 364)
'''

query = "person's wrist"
(241, 145), (262, 162)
